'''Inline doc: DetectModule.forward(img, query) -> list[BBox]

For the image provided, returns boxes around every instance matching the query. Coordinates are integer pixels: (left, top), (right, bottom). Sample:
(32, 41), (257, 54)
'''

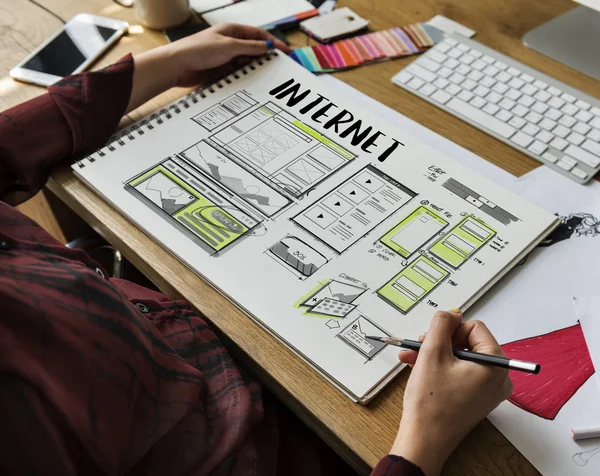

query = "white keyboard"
(393, 34), (600, 184)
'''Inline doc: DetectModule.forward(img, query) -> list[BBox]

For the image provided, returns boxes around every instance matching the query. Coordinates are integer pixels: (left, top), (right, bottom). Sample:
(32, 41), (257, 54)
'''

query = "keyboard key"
(474, 85), (490, 97)
(419, 84), (437, 97)
(447, 98), (516, 138)
(548, 97), (565, 110)
(539, 118), (557, 131)
(550, 137), (568, 151)
(521, 73), (535, 83)
(456, 64), (471, 75)
(436, 42), (452, 53)
(449, 73), (466, 84)
(492, 83), (509, 94)
(572, 168), (588, 180)
(591, 106), (600, 117)
(588, 128), (600, 142)
(557, 158), (576, 171)
(542, 152), (559, 163)
(496, 109), (513, 122)
(509, 116), (526, 129)
(575, 110), (593, 123)
(462, 79), (477, 91)
(521, 84), (538, 96)
(408, 64), (437, 83)
(486, 92), (502, 104)
(447, 48), (463, 59)
(525, 111), (543, 124)
(511, 131), (534, 148)
(562, 92), (576, 103)
(518, 95), (535, 108)
(512, 104), (529, 117)
(567, 132), (585, 146)
(445, 58), (460, 69)
(418, 57), (442, 72)
(523, 123), (540, 136)
(507, 67), (520, 76)
(445, 84), (461, 96)
(496, 71), (512, 83)
(431, 90), (452, 104)
(470, 96), (486, 108)
(547, 86), (561, 96)
(460, 54), (475, 65)
(394, 71), (413, 84)
(433, 77), (450, 89)
(483, 103), (500, 115)
(531, 102), (549, 114)
(484, 65), (499, 77)
(545, 108), (562, 121)
(468, 70), (484, 81)
(446, 38), (458, 45)
(508, 77), (525, 89)
(553, 125), (570, 138)
(566, 144), (600, 167)
(506, 88), (522, 101)
(528, 140), (548, 155)
(533, 79), (548, 89)
(575, 100), (590, 110)
(559, 115), (577, 128)
(499, 98), (516, 110)
(407, 77), (425, 90)
(472, 59), (487, 71)
(494, 60), (508, 70)
(458, 90), (474, 102)
(428, 50), (448, 63)
(481, 76), (496, 88)
(536, 130), (553, 143)
(482, 55), (495, 64)
(438, 67), (453, 78)
(582, 139), (600, 157)
(533, 90), (551, 102)
(591, 117), (600, 129)
(573, 122), (591, 135)
(457, 43), (470, 52)
(470, 49), (482, 58)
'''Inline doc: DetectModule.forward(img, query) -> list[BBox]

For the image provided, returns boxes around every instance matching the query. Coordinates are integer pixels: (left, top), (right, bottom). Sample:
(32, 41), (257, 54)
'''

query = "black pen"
(365, 336), (541, 374)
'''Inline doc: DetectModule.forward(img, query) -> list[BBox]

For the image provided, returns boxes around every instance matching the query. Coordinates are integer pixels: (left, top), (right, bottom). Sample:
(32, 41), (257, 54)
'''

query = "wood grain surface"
(3, 0), (598, 473)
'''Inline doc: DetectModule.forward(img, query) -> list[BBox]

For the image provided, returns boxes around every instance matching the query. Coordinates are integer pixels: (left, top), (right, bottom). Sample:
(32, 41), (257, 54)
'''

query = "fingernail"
(450, 308), (462, 313)
(265, 40), (274, 50)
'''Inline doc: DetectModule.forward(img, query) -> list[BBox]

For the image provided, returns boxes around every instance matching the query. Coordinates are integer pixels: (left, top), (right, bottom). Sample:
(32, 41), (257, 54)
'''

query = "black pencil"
(365, 336), (541, 374)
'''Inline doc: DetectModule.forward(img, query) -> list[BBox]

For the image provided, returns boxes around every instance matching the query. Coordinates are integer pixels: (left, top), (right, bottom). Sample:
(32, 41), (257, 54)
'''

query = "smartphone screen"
(23, 22), (119, 77)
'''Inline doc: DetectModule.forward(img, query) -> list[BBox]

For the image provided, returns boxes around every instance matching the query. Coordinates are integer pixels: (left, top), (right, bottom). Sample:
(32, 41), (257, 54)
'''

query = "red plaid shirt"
(0, 56), (421, 476)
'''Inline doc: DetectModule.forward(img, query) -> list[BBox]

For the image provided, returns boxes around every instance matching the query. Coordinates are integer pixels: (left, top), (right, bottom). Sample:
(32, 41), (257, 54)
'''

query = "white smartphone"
(10, 14), (129, 87)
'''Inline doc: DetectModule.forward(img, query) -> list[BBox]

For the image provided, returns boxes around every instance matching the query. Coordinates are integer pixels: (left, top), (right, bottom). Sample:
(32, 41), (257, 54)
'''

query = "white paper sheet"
(574, 296), (600, 391)
(190, 0), (235, 14)
(202, 0), (314, 27)
(470, 166), (600, 475)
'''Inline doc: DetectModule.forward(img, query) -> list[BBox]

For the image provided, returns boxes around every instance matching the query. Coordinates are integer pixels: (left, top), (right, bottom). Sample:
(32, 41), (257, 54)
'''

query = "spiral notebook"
(73, 52), (560, 403)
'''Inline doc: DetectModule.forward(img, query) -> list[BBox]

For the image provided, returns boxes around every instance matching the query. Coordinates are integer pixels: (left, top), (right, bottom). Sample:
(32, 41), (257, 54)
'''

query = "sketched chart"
(234, 122), (299, 167)
(338, 315), (391, 359)
(134, 172), (195, 214)
(296, 279), (366, 319)
(287, 158), (324, 186)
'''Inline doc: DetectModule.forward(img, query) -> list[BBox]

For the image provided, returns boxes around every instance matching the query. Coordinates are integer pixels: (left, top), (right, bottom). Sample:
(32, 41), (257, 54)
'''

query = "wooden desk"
(3, 0), (598, 474)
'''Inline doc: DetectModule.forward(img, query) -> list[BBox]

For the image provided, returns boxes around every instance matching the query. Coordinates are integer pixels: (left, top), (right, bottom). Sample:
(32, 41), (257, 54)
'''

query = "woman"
(0, 23), (512, 475)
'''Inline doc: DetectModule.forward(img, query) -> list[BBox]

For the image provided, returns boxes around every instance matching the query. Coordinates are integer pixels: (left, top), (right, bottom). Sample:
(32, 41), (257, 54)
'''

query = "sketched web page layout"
(73, 53), (559, 401)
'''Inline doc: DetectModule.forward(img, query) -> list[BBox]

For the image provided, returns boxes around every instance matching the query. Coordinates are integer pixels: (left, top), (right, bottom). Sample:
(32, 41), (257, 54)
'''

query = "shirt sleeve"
(0, 55), (133, 206)
(370, 455), (425, 476)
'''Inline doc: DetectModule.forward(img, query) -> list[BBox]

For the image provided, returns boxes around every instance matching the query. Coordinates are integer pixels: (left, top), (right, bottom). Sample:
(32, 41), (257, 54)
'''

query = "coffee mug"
(135, 0), (191, 29)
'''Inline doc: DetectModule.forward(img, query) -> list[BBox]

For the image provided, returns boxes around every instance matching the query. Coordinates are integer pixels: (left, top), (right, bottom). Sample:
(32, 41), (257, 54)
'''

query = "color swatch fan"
(501, 324), (595, 420)
(290, 24), (444, 73)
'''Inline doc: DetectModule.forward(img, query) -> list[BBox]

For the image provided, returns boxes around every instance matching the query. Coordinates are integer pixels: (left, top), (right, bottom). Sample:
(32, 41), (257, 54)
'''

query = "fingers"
(420, 310), (463, 360)
(398, 349), (418, 366)
(452, 320), (506, 357)
(220, 23), (291, 54)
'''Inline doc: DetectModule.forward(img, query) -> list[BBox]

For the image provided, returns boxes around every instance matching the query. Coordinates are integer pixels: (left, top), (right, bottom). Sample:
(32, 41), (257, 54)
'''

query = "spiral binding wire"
(76, 51), (278, 169)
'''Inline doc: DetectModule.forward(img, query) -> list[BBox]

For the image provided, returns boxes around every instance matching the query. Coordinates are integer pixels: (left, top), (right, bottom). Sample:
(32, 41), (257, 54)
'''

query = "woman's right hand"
(390, 311), (513, 475)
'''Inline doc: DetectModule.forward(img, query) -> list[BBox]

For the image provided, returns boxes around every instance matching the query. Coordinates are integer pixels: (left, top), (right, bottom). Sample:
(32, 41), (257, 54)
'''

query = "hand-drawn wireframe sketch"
(295, 279), (366, 318)
(501, 324), (595, 420)
(180, 140), (291, 217)
(293, 165), (417, 253)
(209, 102), (355, 198)
(337, 315), (392, 359)
(125, 158), (260, 254)
(379, 206), (448, 258)
(442, 177), (520, 225)
(377, 255), (450, 313)
(540, 212), (600, 246)
(573, 447), (600, 467)
(268, 235), (328, 278)
(191, 91), (257, 131)
(429, 215), (496, 268)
